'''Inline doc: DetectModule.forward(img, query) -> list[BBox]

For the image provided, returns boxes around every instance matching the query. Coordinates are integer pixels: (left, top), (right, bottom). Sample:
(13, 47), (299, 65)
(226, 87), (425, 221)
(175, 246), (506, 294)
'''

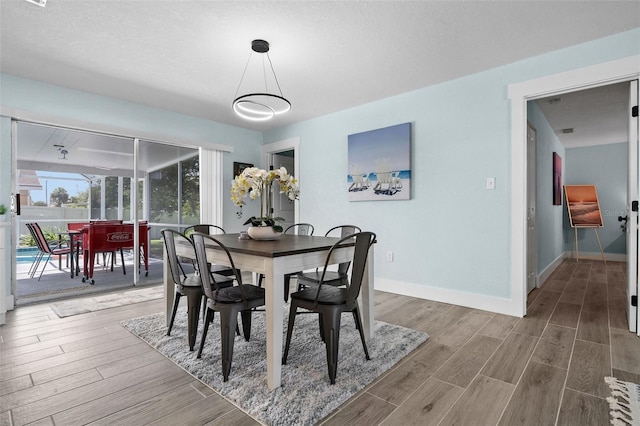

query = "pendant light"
(232, 39), (291, 121)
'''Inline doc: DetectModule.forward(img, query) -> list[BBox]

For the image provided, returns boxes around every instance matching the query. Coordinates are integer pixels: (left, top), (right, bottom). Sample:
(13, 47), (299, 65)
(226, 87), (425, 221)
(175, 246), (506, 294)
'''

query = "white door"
(527, 123), (538, 294)
(271, 153), (295, 231)
(627, 80), (639, 335)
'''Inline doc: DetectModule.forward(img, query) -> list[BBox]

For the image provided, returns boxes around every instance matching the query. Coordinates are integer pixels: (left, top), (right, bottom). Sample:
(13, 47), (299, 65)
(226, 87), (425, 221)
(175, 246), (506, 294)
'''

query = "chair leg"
(239, 310), (252, 341)
(284, 274), (291, 302)
(167, 292), (181, 336)
(352, 310), (361, 331)
(321, 308), (342, 385)
(201, 295), (207, 322)
(220, 309), (239, 382)
(185, 288), (202, 351)
(318, 313), (325, 342)
(29, 252), (44, 278)
(37, 254), (53, 281)
(282, 302), (298, 365)
(197, 308), (213, 359)
(352, 307), (370, 360)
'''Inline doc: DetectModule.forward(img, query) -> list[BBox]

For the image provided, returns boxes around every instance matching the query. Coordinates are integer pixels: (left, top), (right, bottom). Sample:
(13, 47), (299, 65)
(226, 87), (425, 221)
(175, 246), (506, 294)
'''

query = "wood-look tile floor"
(2, 259), (639, 425)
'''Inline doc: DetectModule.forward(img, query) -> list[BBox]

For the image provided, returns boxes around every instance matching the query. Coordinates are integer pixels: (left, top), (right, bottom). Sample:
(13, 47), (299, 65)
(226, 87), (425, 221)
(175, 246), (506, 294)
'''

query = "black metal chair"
(283, 231), (376, 384)
(257, 222), (315, 301)
(184, 224), (237, 277)
(295, 225), (361, 291)
(184, 224), (226, 238)
(284, 223), (314, 236)
(161, 229), (233, 351)
(192, 232), (266, 382)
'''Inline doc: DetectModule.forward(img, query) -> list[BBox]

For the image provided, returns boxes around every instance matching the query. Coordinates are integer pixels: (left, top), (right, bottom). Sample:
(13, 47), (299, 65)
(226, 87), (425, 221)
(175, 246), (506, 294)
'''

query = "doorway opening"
(510, 55), (639, 320)
(263, 137), (300, 227)
(13, 121), (200, 304)
(526, 82), (630, 312)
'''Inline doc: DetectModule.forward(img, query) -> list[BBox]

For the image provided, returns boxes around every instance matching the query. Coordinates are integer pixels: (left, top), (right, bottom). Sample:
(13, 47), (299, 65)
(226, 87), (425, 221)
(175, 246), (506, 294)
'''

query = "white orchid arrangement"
(231, 166), (299, 232)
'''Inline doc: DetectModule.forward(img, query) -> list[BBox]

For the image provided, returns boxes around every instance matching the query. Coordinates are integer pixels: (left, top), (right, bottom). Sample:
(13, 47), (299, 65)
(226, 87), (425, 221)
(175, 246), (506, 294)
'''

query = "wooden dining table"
(164, 233), (375, 390)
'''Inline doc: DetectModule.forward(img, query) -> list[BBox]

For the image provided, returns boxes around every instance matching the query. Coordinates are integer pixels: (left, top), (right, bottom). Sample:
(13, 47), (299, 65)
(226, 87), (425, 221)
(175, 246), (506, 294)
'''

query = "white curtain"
(199, 148), (223, 225)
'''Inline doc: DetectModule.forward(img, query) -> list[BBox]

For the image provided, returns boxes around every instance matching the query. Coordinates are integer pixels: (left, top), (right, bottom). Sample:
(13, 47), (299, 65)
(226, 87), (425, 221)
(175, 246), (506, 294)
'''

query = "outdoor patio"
(15, 250), (165, 305)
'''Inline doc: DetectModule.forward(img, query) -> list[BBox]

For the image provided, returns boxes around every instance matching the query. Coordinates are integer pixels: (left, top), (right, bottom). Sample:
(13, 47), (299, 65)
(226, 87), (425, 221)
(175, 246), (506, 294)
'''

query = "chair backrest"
(192, 232), (246, 301)
(316, 231), (376, 304)
(30, 223), (54, 255)
(160, 229), (192, 286)
(325, 225), (361, 238)
(184, 224), (226, 238)
(284, 223), (314, 236)
(26, 223), (46, 253)
(325, 225), (362, 274)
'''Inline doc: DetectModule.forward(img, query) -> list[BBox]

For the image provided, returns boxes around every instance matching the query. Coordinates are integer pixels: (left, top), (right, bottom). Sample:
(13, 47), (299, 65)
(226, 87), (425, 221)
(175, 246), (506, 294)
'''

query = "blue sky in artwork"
(348, 122), (410, 175)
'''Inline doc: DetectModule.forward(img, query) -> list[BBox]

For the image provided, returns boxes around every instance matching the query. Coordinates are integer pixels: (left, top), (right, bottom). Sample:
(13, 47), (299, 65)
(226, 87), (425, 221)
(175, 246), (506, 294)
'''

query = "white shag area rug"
(122, 306), (429, 425)
(606, 376), (640, 426)
(50, 285), (163, 318)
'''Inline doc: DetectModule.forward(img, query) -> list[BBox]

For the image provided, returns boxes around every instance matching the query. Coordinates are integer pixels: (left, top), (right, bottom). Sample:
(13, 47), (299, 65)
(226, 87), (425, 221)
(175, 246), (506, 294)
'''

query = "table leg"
(264, 259), (285, 390)
(75, 241), (81, 277)
(359, 244), (375, 341)
(69, 239), (74, 278)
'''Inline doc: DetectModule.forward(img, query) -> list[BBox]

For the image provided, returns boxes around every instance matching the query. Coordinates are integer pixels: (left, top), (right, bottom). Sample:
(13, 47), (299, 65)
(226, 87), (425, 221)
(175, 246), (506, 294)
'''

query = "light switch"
(486, 177), (496, 190)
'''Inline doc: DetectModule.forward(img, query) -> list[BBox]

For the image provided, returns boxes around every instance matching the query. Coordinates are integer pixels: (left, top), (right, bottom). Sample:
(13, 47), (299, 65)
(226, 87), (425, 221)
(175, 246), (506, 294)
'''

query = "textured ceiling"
(536, 82), (631, 149)
(1, 0), (639, 134)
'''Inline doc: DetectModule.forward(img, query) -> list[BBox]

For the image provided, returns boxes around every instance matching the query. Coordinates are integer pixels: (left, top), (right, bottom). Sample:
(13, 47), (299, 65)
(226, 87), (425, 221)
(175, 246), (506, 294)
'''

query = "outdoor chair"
(282, 231), (376, 384)
(296, 225), (361, 291)
(25, 223), (44, 278)
(192, 232), (265, 382)
(27, 222), (71, 281)
(25, 223), (46, 278)
(161, 229), (234, 351)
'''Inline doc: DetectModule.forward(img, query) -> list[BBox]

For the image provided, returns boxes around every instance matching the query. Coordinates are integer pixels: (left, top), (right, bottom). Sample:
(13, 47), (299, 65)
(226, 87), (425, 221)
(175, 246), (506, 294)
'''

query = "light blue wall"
(264, 29), (640, 299)
(528, 102), (565, 273)
(0, 74), (264, 232)
(565, 143), (628, 255)
(1, 28), (638, 306)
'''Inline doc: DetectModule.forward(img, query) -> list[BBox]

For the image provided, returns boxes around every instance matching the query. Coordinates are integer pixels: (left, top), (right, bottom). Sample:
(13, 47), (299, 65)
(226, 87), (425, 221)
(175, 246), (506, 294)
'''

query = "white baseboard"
(538, 252), (567, 286)
(564, 251), (627, 262)
(375, 278), (522, 317)
(7, 294), (14, 311)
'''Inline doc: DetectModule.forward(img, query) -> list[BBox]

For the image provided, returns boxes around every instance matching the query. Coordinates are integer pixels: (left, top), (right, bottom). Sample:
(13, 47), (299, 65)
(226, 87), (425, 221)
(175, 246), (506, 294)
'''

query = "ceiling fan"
(53, 144), (68, 160)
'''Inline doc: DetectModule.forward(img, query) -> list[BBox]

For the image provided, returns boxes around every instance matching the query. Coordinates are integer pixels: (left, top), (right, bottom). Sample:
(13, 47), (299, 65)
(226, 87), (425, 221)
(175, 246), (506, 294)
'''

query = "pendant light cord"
(233, 51), (285, 99)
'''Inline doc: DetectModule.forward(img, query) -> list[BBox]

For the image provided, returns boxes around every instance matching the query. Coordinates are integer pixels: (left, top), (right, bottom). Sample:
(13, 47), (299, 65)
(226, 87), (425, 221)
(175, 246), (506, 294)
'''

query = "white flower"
(231, 166), (299, 223)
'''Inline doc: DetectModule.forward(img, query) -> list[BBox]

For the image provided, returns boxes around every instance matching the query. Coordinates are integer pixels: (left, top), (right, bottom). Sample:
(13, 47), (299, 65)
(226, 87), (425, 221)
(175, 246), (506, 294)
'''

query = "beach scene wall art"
(564, 184), (603, 227)
(347, 122), (411, 201)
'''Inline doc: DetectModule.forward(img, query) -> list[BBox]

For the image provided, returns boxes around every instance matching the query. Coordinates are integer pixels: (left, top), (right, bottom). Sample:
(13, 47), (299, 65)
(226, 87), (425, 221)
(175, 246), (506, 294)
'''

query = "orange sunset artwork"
(564, 185), (603, 227)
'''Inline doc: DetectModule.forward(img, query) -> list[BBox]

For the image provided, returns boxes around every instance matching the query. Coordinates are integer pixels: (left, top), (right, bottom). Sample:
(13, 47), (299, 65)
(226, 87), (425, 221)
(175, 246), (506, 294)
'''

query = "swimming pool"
(16, 247), (41, 263)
